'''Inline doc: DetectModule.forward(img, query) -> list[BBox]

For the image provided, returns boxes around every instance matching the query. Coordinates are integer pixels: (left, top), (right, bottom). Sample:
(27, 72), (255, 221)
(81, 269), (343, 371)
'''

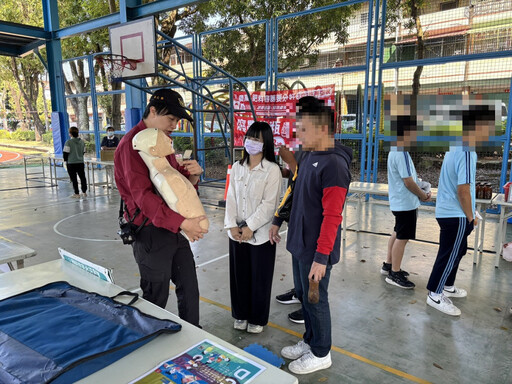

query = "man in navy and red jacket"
(269, 96), (352, 375)
(115, 89), (207, 327)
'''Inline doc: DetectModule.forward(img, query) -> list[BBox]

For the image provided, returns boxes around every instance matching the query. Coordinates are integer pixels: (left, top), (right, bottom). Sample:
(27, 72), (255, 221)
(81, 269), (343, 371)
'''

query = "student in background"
(426, 105), (494, 316)
(383, 116), (430, 289)
(63, 126), (87, 199)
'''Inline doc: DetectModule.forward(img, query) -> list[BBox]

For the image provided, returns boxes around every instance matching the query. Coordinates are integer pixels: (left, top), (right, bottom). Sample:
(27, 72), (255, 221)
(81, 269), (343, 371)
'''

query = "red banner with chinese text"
(233, 85), (335, 147)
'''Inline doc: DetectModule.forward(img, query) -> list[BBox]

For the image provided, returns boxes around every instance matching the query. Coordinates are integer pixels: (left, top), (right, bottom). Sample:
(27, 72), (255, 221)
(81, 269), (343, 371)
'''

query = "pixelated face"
(464, 119), (494, 148)
(296, 114), (332, 150)
(384, 95), (500, 152)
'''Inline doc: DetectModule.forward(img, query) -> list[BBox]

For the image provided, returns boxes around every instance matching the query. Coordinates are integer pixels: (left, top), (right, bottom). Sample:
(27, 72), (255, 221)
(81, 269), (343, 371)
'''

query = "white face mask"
(107, 131), (114, 138)
(244, 138), (263, 155)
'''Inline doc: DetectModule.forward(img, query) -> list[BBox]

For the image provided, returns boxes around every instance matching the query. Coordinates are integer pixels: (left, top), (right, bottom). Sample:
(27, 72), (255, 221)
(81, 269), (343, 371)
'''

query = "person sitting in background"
(100, 126), (119, 188)
(100, 126), (120, 150)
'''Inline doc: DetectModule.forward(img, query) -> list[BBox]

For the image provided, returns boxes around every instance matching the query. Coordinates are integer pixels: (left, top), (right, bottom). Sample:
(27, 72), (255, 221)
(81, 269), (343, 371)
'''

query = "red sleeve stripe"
(317, 186), (348, 256)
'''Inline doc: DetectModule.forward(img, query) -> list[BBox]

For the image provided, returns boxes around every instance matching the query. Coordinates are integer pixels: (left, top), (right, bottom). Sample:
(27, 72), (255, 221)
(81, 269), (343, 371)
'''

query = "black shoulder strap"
(119, 199), (148, 230)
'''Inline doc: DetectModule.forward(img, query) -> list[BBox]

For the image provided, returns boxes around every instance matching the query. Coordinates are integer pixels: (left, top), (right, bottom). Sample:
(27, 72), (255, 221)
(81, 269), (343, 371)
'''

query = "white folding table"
(0, 239), (37, 270)
(343, 182), (495, 266)
(0, 260), (298, 384)
(492, 193), (512, 267)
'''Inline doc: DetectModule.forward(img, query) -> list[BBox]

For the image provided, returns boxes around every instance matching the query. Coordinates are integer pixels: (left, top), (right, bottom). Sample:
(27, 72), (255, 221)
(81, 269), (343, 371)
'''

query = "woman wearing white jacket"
(224, 121), (283, 334)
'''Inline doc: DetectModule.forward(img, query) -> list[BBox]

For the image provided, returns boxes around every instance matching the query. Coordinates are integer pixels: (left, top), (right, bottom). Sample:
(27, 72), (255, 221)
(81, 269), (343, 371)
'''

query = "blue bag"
(0, 281), (181, 383)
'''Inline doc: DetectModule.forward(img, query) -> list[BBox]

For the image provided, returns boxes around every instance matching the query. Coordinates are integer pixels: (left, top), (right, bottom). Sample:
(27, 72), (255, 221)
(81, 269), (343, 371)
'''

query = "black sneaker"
(380, 262), (409, 277)
(288, 308), (305, 324)
(276, 288), (300, 305)
(385, 270), (415, 289)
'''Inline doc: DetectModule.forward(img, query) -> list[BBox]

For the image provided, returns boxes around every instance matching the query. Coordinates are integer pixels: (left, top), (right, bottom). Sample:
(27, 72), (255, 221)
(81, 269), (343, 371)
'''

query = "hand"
(182, 160), (203, 176)
(180, 216), (208, 242)
(269, 225), (281, 245)
(308, 262), (327, 282)
(472, 217), (478, 227)
(421, 192), (431, 202)
(240, 226), (254, 242)
(230, 227), (242, 241)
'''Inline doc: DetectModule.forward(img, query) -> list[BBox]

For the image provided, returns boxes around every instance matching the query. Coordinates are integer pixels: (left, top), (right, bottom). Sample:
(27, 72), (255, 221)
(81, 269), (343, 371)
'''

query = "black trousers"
(229, 239), (276, 326)
(66, 163), (87, 194)
(132, 225), (200, 326)
(427, 217), (474, 294)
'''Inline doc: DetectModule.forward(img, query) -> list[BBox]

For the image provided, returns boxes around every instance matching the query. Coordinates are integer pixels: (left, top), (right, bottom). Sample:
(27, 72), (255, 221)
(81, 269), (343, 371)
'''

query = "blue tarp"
(0, 281), (181, 383)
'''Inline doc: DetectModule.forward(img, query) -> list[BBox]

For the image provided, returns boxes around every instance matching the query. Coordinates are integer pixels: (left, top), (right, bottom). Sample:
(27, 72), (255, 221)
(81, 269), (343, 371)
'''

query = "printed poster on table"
(233, 85), (335, 148)
(129, 339), (265, 384)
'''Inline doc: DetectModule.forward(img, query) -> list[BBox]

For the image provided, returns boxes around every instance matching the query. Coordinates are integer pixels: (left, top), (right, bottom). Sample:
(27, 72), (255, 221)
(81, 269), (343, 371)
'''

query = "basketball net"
(96, 54), (138, 83)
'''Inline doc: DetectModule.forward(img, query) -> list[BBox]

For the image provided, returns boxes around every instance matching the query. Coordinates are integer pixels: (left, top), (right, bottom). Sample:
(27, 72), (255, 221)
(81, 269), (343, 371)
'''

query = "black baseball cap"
(149, 89), (193, 122)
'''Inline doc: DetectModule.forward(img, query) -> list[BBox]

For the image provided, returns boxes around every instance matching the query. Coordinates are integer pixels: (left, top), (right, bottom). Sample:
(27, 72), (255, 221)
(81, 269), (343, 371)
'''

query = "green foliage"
(11, 130), (35, 141)
(0, 130), (11, 139)
(205, 137), (228, 166)
(42, 131), (53, 144)
(84, 140), (96, 154)
(180, 1), (358, 81)
(172, 134), (194, 153)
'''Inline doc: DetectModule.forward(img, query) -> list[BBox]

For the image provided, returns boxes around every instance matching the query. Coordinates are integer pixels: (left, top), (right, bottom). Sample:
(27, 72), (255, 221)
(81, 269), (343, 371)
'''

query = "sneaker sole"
(426, 298), (461, 316)
(288, 317), (305, 324)
(288, 359), (332, 375)
(276, 299), (301, 305)
(385, 277), (415, 289)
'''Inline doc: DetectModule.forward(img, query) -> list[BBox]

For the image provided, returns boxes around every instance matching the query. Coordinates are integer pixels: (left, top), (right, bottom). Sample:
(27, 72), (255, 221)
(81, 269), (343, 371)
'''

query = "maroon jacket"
(114, 120), (193, 233)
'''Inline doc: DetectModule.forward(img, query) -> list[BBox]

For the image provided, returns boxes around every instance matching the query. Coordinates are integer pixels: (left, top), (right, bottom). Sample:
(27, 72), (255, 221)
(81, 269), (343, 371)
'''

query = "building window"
(360, 12), (368, 26)
(440, 1), (458, 11)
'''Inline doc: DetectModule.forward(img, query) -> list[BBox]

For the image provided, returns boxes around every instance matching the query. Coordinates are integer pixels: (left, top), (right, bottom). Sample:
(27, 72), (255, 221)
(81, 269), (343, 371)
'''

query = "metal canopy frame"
(121, 29), (258, 171)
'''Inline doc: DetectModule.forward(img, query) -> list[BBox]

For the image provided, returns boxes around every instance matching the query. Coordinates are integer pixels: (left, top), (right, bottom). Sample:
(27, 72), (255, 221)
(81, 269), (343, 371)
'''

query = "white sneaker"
(427, 294), (461, 316)
(70, 194), (80, 199)
(281, 340), (311, 360)
(247, 324), (263, 334)
(288, 351), (332, 375)
(234, 320), (247, 330)
(443, 286), (467, 298)
(81, 193), (87, 198)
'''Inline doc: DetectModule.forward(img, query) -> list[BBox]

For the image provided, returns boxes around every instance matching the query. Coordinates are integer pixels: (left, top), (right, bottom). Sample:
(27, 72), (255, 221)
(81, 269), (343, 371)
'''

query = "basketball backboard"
(108, 16), (157, 79)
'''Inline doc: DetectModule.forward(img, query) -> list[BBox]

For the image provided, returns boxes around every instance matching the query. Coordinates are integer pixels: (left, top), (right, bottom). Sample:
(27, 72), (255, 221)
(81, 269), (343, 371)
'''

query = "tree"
(180, 1), (359, 89)
(0, 0), (47, 139)
(59, 0), (115, 132)
(386, 0), (426, 113)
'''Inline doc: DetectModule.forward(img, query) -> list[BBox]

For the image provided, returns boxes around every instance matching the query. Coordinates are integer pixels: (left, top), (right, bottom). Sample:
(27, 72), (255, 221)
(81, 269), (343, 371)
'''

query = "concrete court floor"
(1, 165), (512, 384)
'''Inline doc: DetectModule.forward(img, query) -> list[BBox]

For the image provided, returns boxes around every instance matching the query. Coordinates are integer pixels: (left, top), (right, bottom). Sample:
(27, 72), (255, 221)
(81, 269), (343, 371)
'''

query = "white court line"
(196, 229), (288, 268)
(53, 210), (122, 242)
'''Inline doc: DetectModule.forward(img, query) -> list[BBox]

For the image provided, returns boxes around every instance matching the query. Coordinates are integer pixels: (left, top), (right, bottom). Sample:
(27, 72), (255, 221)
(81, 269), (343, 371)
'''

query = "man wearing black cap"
(269, 96), (352, 374)
(115, 88), (207, 327)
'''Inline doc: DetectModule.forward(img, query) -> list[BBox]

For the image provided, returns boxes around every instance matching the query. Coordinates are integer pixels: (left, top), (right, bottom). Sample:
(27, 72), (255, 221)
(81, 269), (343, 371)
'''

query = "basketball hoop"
(96, 53), (138, 83)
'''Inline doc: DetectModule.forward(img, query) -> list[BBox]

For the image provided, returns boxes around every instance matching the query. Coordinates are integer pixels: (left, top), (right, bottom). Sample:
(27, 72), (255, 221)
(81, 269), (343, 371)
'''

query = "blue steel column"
(361, 0), (374, 181)
(89, 55), (102, 158)
(120, 0), (144, 131)
(366, 0), (380, 182)
(501, 76), (512, 189)
(43, 0), (67, 155)
(372, 0), (387, 182)
(192, 33), (205, 172)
